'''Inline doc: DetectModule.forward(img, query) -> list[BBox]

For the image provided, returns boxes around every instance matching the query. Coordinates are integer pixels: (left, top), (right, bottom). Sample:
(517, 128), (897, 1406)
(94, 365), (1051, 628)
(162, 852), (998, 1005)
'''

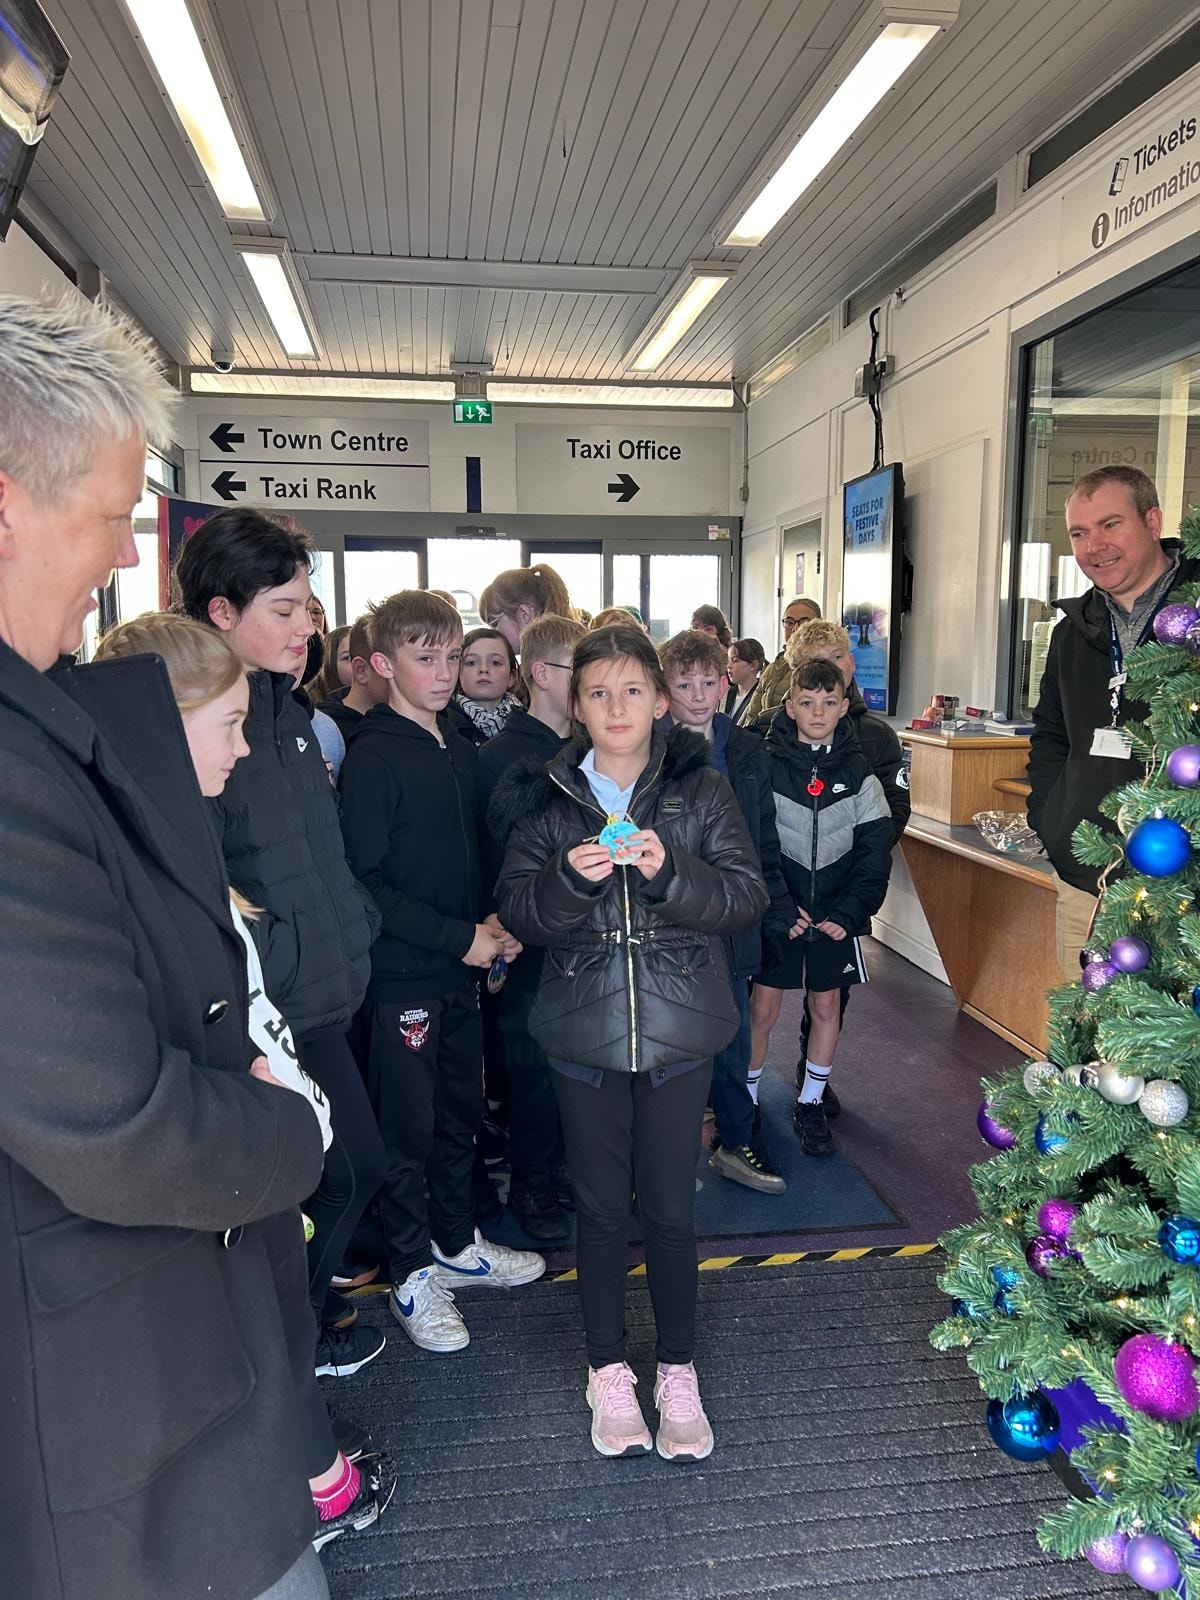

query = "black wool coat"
(0, 642), (325, 1600)
(213, 669), (376, 1039)
(491, 725), (769, 1073)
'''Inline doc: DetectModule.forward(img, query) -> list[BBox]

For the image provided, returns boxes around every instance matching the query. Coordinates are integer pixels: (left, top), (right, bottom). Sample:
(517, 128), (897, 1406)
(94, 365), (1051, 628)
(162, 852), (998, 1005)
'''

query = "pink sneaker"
(653, 1362), (714, 1461)
(586, 1363), (652, 1457)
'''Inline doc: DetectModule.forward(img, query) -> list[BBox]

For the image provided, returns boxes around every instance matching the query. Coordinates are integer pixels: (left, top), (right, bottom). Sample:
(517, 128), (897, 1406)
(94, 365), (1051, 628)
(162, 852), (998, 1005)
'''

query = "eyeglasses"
(781, 615), (803, 630)
(541, 661), (572, 672)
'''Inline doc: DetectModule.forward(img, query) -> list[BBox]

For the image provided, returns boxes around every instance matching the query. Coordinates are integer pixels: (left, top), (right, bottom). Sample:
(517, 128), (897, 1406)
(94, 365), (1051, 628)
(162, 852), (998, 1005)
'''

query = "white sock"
(799, 1062), (831, 1104)
(747, 1066), (763, 1106)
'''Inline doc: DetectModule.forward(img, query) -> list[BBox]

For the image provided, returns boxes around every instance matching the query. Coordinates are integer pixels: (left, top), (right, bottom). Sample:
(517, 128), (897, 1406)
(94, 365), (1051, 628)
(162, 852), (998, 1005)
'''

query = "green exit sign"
(454, 400), (492, 424)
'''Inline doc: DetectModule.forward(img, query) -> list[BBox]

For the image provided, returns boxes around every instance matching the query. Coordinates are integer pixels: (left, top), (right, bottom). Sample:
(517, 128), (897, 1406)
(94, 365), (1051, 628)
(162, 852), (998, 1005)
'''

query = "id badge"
(1090, 726), (1133, 759)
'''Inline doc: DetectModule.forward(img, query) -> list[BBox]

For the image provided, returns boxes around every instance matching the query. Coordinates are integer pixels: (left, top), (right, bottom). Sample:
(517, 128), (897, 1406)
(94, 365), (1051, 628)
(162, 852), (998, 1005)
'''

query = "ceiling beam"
(297, 254), (668, 296)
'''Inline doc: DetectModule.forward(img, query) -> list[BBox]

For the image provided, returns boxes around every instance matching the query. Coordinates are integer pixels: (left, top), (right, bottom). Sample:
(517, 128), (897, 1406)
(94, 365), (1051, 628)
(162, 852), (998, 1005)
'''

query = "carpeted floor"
(321, 1254), (1118, 1600)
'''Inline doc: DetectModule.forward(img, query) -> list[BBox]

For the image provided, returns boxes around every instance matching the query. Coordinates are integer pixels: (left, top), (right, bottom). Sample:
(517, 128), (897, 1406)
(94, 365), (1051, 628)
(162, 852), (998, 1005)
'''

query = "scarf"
(455, 691), (519, 740)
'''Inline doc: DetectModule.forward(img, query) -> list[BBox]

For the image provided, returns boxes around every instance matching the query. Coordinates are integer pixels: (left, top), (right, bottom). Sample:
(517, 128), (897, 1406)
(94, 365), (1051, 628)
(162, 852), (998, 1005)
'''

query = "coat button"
(223, 1226), (243, 1249)
(204, 999), (229, 1024)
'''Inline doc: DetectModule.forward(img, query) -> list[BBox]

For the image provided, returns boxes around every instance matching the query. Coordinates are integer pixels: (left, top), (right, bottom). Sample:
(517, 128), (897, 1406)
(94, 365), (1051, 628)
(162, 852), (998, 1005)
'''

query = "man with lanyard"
(1028, 464), (1200, 982)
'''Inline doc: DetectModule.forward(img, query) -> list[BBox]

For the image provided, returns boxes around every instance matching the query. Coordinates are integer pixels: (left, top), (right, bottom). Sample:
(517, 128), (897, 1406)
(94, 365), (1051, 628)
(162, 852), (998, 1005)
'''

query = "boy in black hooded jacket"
(752, 659), (894, 1156)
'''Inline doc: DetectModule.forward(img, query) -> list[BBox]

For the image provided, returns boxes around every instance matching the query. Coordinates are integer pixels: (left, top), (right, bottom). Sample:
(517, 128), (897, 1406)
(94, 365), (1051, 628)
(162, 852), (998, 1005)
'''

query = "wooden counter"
(898, 729), (1032, 824)
(900, 814), (1056, 1056)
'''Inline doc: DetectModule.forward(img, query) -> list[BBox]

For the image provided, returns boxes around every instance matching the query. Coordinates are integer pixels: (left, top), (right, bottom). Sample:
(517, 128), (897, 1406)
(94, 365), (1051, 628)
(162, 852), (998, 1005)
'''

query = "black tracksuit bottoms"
(553, 1062), (712, 1369)
(368, 988), (483, 1284)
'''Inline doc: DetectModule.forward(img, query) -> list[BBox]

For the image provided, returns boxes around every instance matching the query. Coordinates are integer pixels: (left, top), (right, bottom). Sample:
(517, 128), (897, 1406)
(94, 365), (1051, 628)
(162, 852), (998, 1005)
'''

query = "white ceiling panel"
(26, 0), (1200, 386)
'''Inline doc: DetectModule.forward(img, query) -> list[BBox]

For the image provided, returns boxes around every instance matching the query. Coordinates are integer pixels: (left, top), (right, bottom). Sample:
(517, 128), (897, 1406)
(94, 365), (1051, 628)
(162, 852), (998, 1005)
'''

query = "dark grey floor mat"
(321, 1256), (1121, 1599)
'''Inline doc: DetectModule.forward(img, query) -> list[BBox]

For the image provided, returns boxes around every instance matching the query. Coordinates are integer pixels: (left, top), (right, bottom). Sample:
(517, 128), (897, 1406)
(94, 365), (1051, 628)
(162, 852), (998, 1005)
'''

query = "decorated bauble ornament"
(1037, 1198), (1079, 1243)
(1025, 1234), (1065, 1277)
(951, 1297), (988, 1322)
(984, 1392), (1060, 1462)
(1159, 1214), (1200, 1266)
(977, 1102), (1017, 1148)
(1023, 1060), (1059, 1094)
(1152, 602), (1200, 645)
(1187, 617), (1200, 655)
(1081, 959), (1119, 993)
(1138, 1079), (1190, 1128)
(1125, 814), (1193, 878)
(992, 1288), (1016, 1315)
(990, 1265), (1020, 1289)
(1083, 1532), (1130, 1575)
(1062, 1064), (1100, 1090)
(1123, 1533), (1183, 1593)
(1114, 1333), (1200, 1421)
(1167, 743), (1200, 789)
(1109, 935), (1150, 973)
(1095, 1063), (1146, 1105)
(1035, 1112), (1079, 1155)
(1193, 983), (1200, 1017)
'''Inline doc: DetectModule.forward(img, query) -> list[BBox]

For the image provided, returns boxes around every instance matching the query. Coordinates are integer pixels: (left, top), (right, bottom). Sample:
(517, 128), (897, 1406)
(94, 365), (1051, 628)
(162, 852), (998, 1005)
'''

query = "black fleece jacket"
(1027, 542), (1200, 892)
(338, 705), (483, 1002)
(723, 722), (795, 979)
(316, 689), (364, 738)
(476, 707), (569, 798)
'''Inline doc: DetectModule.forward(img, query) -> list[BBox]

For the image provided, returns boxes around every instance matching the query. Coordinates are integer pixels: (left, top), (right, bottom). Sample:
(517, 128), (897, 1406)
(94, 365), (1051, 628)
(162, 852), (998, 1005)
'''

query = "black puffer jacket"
(763, 708), (894, 937)
(491, 725), (769, 1074)
(724, 721), (794, 980)
(212, 671), (375, 1039)
(1028, 544), (1200, 892)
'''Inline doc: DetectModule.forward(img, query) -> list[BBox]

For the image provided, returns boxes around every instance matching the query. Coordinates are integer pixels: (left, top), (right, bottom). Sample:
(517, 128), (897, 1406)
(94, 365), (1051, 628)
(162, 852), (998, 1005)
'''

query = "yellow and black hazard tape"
(551, 1241), (940, 1282)
(345, 1242), (940, 1296)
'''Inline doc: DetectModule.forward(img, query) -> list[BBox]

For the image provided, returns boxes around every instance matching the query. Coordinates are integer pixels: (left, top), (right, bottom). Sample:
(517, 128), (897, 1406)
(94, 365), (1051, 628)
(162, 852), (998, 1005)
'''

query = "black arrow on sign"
(607, 473), (640, 503)
(211, 470), (246, 501)
(209, 421), (245, 453)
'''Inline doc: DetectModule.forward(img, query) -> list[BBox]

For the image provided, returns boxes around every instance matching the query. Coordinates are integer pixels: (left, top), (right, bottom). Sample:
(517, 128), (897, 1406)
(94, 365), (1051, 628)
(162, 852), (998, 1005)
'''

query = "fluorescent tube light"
(625, 263), (737, 374)
(120, 0), (266, 220)
(488, 382), (734, 408)
(725, 23), (940, 246)
(1019, 541), (1051, 603)
(234, 241), (318, 360)
(190, 373), (456, 401)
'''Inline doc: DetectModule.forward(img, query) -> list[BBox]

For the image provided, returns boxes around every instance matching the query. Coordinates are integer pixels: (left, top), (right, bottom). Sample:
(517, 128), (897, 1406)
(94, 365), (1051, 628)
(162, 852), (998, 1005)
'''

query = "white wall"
(743, 61), (1200, 979)
(0, 222), (75, 300)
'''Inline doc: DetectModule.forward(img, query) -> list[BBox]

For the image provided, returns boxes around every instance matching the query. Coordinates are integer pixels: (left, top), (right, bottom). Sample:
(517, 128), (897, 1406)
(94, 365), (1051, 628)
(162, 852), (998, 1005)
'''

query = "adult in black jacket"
(176, 511), (387, 1367)
(0, 295), (325, 1600)
(1028, 467), (1199, 980)
(492, 627), (768, 1461)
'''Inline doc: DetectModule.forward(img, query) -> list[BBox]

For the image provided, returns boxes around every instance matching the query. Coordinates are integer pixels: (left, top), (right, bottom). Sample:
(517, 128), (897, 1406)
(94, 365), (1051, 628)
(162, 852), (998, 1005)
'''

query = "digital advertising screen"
(842, 463), (905, 714)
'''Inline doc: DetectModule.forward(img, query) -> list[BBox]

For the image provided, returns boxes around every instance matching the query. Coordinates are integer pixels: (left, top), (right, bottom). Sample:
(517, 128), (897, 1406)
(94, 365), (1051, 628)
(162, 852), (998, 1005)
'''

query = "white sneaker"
(389, 1266), (469, 1353)
(431, 1227), (546, 1288)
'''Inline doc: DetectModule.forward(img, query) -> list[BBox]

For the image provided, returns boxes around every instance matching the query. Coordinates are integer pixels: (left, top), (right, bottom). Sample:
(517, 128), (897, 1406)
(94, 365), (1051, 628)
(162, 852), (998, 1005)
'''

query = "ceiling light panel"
(625, 263), (738, 374)
(488, 383), (735, 408)
(120, 0), (267, 220)
(725, 22), (941, 247)
(234, 242), (318, 360)
(190, 373), (457, 400)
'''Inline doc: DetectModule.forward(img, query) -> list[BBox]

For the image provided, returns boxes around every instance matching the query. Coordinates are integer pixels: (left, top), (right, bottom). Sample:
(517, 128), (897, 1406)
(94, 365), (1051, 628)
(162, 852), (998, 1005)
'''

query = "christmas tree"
(932, 507), (1200, 1593)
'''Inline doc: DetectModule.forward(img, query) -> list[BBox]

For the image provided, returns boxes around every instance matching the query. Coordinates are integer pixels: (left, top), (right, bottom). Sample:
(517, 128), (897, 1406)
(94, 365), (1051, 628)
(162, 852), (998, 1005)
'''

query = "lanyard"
(1106, 611), (1158, 727)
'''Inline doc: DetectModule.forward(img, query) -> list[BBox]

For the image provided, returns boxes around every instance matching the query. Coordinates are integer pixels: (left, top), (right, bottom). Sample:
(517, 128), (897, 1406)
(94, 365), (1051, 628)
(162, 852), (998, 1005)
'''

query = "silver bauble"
(1023, 1061), (1059, 1094)
(1095, 1063), (1146, 1105)
(1062, 1064), (1100, 1090)
(1138, 1079), (1190, 1127)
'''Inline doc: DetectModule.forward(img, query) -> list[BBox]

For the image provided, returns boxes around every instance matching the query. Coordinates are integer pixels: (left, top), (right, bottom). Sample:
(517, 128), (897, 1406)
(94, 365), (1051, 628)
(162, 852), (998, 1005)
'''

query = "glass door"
(607, 545), (731, 643)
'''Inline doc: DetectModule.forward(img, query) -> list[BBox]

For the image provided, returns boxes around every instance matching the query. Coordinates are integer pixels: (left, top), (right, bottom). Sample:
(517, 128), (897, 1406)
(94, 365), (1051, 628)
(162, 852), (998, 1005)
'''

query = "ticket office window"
(1011, 255), (1200, 715)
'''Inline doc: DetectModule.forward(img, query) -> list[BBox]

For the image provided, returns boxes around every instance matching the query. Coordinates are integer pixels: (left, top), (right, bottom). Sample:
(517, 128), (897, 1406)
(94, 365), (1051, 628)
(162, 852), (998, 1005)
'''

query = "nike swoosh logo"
(440, 1259), (491, 1276)
(396, 1296), (414, 1316)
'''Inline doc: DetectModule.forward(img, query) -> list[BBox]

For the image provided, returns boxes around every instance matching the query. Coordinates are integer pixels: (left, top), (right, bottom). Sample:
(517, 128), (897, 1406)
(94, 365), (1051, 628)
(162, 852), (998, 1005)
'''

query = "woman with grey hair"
(0, 294), (332, 1599)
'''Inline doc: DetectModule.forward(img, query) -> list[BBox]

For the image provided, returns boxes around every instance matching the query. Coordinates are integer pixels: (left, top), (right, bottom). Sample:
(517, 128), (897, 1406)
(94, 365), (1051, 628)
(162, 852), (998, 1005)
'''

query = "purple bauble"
(1109, 936), (1150, 973)
(1037, 1198), (1079, 1243)
(1082, 959), (1119, 993)
(1166, 743), (1200, 789)
(1114, 1332), (1200, 1421)
(1123, 1533), (1183, 1592)
(977, 1102), (1016, 1149)
(1083, 1531), (1129, 1575)
(1025, 1234), (1064, 1278)
(1153, 602), (1200, 646)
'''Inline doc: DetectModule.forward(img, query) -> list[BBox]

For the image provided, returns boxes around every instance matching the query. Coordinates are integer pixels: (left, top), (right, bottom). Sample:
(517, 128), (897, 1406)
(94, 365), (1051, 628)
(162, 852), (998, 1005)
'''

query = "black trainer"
(509, 1181), (572, 1243)
(794, 1098), (835, 1157)
(322, 1288), (359, 1330)
(330, 1412), (373, 1462)
(708, 1140), (786, 1194)
(823, 1085), (842, 1119)
(750, 1102), (762, 1141)
(315, 1323), (386, 1379)
(312, 1452), (397, 1551)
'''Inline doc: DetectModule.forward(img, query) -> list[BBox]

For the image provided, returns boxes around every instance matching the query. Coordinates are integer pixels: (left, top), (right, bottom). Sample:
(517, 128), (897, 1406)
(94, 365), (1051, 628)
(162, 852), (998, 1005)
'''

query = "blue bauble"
(990, 1265), (1020, 1289)
(1125, 814), (1193, 878)
(1193, 984), (1200, 1018)
(1035, 1111), (1079, 1155)
(1160, 1214), (1200, 1266)
(951, 1297), (988, 1322)
(985, 1391), (1061, 1462)
(992, 1288), (1016, 1315)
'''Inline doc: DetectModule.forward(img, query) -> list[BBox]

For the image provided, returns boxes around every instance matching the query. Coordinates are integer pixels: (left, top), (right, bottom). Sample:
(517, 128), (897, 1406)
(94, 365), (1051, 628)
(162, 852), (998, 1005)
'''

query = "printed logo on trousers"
(398, 1008), (431, 1050)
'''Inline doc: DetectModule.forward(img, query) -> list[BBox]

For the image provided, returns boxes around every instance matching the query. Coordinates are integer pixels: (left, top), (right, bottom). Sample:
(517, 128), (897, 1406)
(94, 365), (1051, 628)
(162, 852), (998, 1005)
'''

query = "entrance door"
(781, 518), (823, 614)
(609, 546), (730, 643)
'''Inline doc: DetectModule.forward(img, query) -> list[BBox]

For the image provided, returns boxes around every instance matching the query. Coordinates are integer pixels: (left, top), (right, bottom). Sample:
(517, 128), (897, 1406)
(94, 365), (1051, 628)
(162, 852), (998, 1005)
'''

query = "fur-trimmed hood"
(487, 721), (709, 845)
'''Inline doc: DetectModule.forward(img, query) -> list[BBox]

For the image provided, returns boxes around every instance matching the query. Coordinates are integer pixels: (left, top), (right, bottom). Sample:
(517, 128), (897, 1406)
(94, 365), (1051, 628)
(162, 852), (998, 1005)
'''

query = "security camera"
(210, 342), (236, 374)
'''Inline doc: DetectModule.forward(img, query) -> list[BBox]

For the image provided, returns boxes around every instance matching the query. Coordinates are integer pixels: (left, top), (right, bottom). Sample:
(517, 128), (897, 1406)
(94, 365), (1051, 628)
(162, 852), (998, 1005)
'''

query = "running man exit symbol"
(454, 400), (492, 424)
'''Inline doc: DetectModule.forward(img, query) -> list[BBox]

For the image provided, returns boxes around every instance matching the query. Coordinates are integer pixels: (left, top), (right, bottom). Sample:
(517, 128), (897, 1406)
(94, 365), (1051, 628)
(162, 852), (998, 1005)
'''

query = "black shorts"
(756, 932), (868, 993)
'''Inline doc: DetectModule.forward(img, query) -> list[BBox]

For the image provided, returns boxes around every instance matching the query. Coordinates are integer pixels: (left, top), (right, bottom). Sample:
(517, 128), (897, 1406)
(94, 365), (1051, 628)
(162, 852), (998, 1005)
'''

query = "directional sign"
(454, 399), (492, 424)
(197, 413), (431, 512)
(516, 424), (731, 515)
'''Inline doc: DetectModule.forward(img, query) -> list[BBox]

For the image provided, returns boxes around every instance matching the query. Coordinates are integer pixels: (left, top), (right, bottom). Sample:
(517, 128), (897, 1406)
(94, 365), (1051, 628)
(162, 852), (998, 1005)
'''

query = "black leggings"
(553, 1063), (711, 1368)
(260, 1207), (337, 1481)
(298, 1028), (388, 1326)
